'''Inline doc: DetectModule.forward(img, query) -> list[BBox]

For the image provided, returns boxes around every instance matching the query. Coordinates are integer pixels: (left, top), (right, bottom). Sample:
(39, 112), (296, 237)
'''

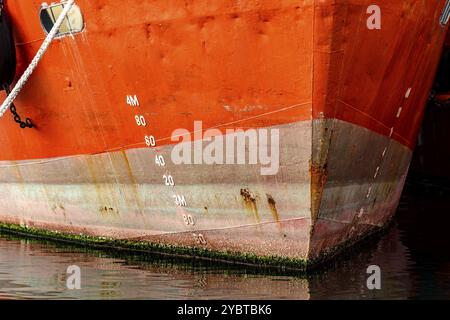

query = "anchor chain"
(3, 85), (33, 128)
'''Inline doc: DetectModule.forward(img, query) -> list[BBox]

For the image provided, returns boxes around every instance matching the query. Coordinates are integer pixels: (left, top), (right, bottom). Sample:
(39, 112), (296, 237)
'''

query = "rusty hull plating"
(0, 0), (449, 269)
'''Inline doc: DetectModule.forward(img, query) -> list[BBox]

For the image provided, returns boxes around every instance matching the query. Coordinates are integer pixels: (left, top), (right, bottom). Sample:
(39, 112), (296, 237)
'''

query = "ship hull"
(0, 118), (411, 264)
(0, 0), (448, 267)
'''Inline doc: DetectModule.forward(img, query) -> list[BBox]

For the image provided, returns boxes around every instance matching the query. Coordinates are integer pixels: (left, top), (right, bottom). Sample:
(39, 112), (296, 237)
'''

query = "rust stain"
(85, 157), (100, 189)
(311, 116), (332, 226)
(119, 150), (145, 215)
(99, 206), (120, 216)
(120, 150), (137, 185)
(86, 156), (122, 218)
(310, 161), (328, 223)
(85, 156), (106, 208)
(240, 188), (260, 223)
(266, 193), (281, 222)
(51, 204), (66, 219)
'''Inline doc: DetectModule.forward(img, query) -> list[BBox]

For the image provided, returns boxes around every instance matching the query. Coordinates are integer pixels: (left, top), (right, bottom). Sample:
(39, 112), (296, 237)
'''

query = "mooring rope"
(0, 0), (75, 118)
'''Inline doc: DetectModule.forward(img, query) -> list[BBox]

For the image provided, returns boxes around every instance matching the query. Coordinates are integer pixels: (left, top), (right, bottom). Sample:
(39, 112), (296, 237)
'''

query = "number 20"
(163, 174), (174, 186)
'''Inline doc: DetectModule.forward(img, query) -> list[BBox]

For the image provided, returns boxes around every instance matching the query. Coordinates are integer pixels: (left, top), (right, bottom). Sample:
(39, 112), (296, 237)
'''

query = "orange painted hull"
(0, 0), (448, 266)
(1, 0), (446, 159)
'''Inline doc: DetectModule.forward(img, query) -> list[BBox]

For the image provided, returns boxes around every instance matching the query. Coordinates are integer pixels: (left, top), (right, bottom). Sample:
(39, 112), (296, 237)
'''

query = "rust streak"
(266, 194), (282, 231)
(120, 150), (144, 215)
(240, 188), (260, 224)
(310, 161), (327, 223)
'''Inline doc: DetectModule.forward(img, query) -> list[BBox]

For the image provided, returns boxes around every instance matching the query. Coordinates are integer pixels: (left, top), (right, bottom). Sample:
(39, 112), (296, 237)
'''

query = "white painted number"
(183, 214), (194, 225)
(193, 233), (206, 245)
(155, 155), (166, 167)
(163, 174), (175, 186)
(135, 115), (146, 127)
(127, 95), (140, 107)
(174, 194), (187, 207)
(145, 135), (156, 147)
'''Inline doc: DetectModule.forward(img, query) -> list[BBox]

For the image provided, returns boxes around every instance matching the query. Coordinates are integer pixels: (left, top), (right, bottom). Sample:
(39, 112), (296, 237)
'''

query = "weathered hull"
(0, 121), (313, 261)
(0, 118), (411, 264)
(0, 0), (448, 267)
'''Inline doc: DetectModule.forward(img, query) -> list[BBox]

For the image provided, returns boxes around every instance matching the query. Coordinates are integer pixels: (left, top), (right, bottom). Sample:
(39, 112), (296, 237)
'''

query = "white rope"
(0, 0), (75, 118)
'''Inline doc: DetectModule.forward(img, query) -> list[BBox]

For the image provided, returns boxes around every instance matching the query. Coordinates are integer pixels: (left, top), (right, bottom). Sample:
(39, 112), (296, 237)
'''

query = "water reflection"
(0, 181), (449, 300)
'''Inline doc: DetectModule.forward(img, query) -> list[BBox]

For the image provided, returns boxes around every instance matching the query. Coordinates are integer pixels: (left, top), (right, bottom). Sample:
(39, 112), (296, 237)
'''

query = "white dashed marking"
(405, 87), (412, 98)
(389, 127), (394, 137)
(374, 166), (380, 179)
(366, 186), (373, 198)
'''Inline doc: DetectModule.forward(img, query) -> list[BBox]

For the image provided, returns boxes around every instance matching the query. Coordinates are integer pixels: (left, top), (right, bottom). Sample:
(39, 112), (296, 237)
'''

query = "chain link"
(3, 85), (33, 129)
(1, 0), (33, 128)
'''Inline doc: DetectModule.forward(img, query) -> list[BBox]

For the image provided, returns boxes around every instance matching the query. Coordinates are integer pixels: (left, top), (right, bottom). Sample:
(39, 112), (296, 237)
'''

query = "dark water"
(1, 180), (449, 300)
